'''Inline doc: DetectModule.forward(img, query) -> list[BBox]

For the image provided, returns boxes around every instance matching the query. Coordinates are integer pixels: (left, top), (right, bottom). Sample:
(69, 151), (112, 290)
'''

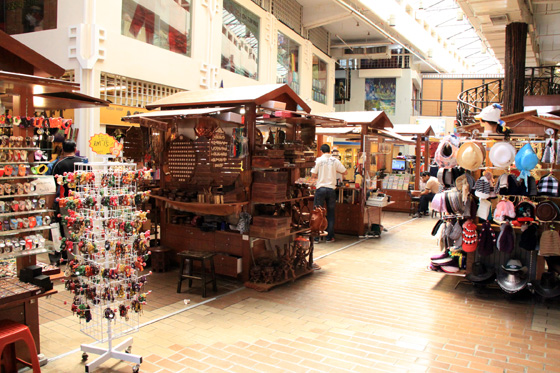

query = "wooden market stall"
(123, 84), (344, 290)
(0, 30), (109, 366)
(380, 124), (435, 213)
(312, 111), (404, 236)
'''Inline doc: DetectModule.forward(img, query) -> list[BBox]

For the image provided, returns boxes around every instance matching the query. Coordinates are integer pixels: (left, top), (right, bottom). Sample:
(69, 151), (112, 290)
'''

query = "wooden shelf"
(0, 247), (50, 260)
(0, 192), (55, 199)
(0, 209), (54, 218)
(152, 194), (247, 216)
(0, 225), (54, 237)
(244, 267), (314, 292)
(252, 195), (314, 204)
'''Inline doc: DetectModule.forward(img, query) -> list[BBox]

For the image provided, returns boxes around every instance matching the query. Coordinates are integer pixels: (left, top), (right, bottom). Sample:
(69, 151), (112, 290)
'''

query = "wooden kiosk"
(123, 84), (343, 289)
(381, 124), (435, 213)
(313, 111), (406, 236)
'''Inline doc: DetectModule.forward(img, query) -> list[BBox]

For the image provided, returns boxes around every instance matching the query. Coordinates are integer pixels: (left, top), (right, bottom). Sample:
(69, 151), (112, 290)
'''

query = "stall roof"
(122, 107), (236, 122)
(376, 129), (415, 144)
(392, 124), (435, 137)
(312, 111), (393, 129)
(0, 29), (65, 77)
(458, 110), (560, 137)
(34, 91), (110, 109)
(147, 84), (311, 113)
(316, 126), (361, 135)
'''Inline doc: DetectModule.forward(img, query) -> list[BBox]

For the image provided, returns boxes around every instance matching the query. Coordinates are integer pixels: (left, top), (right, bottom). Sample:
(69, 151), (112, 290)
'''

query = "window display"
(122, 0), (191, 56)
(312, 55), (327, 104)
(277, 32), (299, 93)
(222, 0), (259, 80)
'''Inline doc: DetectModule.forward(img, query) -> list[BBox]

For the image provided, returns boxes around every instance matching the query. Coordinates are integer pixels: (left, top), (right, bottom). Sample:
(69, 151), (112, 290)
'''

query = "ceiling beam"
(303, 12), (355, 29)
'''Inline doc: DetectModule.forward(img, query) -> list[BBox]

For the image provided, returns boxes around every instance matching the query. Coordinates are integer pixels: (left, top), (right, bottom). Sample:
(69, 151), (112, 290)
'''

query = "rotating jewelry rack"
(60, 159), (151, 373)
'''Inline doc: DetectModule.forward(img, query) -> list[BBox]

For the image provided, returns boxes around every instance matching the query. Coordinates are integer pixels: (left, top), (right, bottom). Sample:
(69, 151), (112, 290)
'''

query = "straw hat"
(457, 142), (484, 171)
(489, 142), (516, 168)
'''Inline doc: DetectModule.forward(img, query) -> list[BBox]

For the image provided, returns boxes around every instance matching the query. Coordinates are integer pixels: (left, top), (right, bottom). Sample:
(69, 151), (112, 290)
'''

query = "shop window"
(0, 0), (57, 35)
(221, 0), (259, 80)
(121, 0), (191, 56)
(277, 32), (299, 93)
(312, 55), (327, 104)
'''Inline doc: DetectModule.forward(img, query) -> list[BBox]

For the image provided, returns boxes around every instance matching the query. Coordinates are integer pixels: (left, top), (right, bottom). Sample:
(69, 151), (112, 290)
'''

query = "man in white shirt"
(311, 144), (347, 242)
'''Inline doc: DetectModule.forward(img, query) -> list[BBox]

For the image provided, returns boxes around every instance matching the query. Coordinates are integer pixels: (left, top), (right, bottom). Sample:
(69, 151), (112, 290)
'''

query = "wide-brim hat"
(536, 200), (560, 221)
(502, 259), (528, 273)
(489, 142), (516, 168)
(533, 272), (560, 298)
(497, 268), (529, 294)
(466, 262), (495, 283)
(457, 142), (484, 171)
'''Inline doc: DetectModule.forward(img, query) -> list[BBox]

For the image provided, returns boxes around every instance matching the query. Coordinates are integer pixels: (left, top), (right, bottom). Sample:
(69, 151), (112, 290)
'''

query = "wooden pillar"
(503, 22), (527, 116)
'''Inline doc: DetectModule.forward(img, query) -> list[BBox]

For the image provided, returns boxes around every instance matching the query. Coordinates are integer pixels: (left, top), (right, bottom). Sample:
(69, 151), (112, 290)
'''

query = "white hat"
(489, 142), (516, 168)
(475, 103), (505, 125)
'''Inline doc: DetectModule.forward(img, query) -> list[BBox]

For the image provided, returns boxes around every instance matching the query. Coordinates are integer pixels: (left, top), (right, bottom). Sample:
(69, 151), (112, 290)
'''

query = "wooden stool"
(177, 251), (217, 298)
(151, 246), (172, 272)
(0, 320), (41, 373)
(410, 197), (420, 217)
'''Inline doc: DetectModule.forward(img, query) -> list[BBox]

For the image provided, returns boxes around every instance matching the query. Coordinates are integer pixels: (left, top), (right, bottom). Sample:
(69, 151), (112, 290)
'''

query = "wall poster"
(365, 78), (396, 115)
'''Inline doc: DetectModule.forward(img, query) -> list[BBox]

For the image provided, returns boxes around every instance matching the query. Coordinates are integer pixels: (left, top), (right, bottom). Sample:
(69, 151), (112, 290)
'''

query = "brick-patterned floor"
(39, 212), (560, 372)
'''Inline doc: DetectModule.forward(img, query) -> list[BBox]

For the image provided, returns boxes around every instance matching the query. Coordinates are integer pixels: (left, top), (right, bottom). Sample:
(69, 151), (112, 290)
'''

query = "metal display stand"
(60, 160), (151, 373)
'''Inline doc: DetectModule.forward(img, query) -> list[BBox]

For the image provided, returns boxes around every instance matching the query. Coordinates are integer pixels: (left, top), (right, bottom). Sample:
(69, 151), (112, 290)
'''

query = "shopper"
(48, 140), (87, 263)
(414, 171), (440, 218)
(311, 144), (347, 242)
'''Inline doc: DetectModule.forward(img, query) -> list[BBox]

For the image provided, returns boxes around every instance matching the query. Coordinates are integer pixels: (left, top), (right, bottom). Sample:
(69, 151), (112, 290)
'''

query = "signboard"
(100, 104), (148, 126)
(89, 134), (123, 156)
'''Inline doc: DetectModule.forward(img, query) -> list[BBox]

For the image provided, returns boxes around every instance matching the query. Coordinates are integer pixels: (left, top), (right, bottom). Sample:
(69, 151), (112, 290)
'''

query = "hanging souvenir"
(229, 128), (247, 158)
(514, 143), (539, 192)
(542, 138), (555, 163)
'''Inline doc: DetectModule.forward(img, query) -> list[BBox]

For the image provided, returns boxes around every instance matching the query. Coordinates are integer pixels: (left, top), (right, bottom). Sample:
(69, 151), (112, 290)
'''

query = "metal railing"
(456, 66), (560, 126)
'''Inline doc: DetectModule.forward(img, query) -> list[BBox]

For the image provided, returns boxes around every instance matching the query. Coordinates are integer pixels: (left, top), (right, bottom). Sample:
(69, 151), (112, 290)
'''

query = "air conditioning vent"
(489, 14), (509, 26)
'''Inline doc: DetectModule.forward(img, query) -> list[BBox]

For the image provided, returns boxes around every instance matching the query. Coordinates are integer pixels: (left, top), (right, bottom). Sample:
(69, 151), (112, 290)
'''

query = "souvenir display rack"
(429, 111), (560, 297)
(59, 161), (151, 372)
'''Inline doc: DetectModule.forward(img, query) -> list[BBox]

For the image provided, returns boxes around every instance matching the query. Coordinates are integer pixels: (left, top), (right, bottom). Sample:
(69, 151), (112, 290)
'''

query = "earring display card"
(210, 128), (242, 186)
(168, 135), (196, 182)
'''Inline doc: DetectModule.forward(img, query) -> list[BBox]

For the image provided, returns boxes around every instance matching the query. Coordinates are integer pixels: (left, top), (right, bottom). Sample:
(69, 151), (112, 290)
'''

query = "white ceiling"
(297, 0), (560, 73)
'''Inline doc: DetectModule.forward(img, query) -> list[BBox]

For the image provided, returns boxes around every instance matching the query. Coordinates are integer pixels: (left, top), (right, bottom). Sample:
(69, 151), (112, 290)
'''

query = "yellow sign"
(100, 104), (148, 126)
(89, 134), (122, 155)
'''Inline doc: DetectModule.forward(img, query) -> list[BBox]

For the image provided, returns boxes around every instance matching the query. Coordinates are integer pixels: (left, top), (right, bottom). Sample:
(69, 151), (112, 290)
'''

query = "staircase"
(456, 66), (560, 127)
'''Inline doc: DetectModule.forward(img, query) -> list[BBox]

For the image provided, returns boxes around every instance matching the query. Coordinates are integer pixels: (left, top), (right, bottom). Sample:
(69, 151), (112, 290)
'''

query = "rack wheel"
(125, 346), (132, 354)
(132, 364), (140, 373)
(81, 352), (88, 361)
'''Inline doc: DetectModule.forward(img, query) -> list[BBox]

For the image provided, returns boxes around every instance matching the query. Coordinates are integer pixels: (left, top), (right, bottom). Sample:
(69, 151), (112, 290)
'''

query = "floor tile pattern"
(36, 213), (560, 372)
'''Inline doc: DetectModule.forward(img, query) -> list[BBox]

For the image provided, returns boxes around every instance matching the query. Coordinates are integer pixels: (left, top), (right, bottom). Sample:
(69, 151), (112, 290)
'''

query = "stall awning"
(315, 126), (361, 135)
(376, 129), (415, 144)
(34, 91), (110, 109)
(392, 124), (435, 137)
(312, 111), (393, 129)
(122, 107), (236, 122)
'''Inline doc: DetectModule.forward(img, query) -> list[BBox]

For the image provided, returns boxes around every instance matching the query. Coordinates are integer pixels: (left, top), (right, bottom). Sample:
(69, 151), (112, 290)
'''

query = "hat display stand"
(437, 114), (560, 297)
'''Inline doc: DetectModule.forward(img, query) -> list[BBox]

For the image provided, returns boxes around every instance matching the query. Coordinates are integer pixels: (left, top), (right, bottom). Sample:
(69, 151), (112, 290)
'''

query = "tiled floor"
(36, 212), (560, 372)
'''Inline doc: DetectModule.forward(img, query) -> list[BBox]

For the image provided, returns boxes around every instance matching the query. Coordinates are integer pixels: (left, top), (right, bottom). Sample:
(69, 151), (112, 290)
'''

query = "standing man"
(311, 144), (347, 242)
(414, 171), (440, 218)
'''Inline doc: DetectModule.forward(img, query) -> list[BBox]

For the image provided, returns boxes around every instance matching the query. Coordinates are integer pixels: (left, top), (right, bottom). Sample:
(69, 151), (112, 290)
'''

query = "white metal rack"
(62, 161), (151, 373)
